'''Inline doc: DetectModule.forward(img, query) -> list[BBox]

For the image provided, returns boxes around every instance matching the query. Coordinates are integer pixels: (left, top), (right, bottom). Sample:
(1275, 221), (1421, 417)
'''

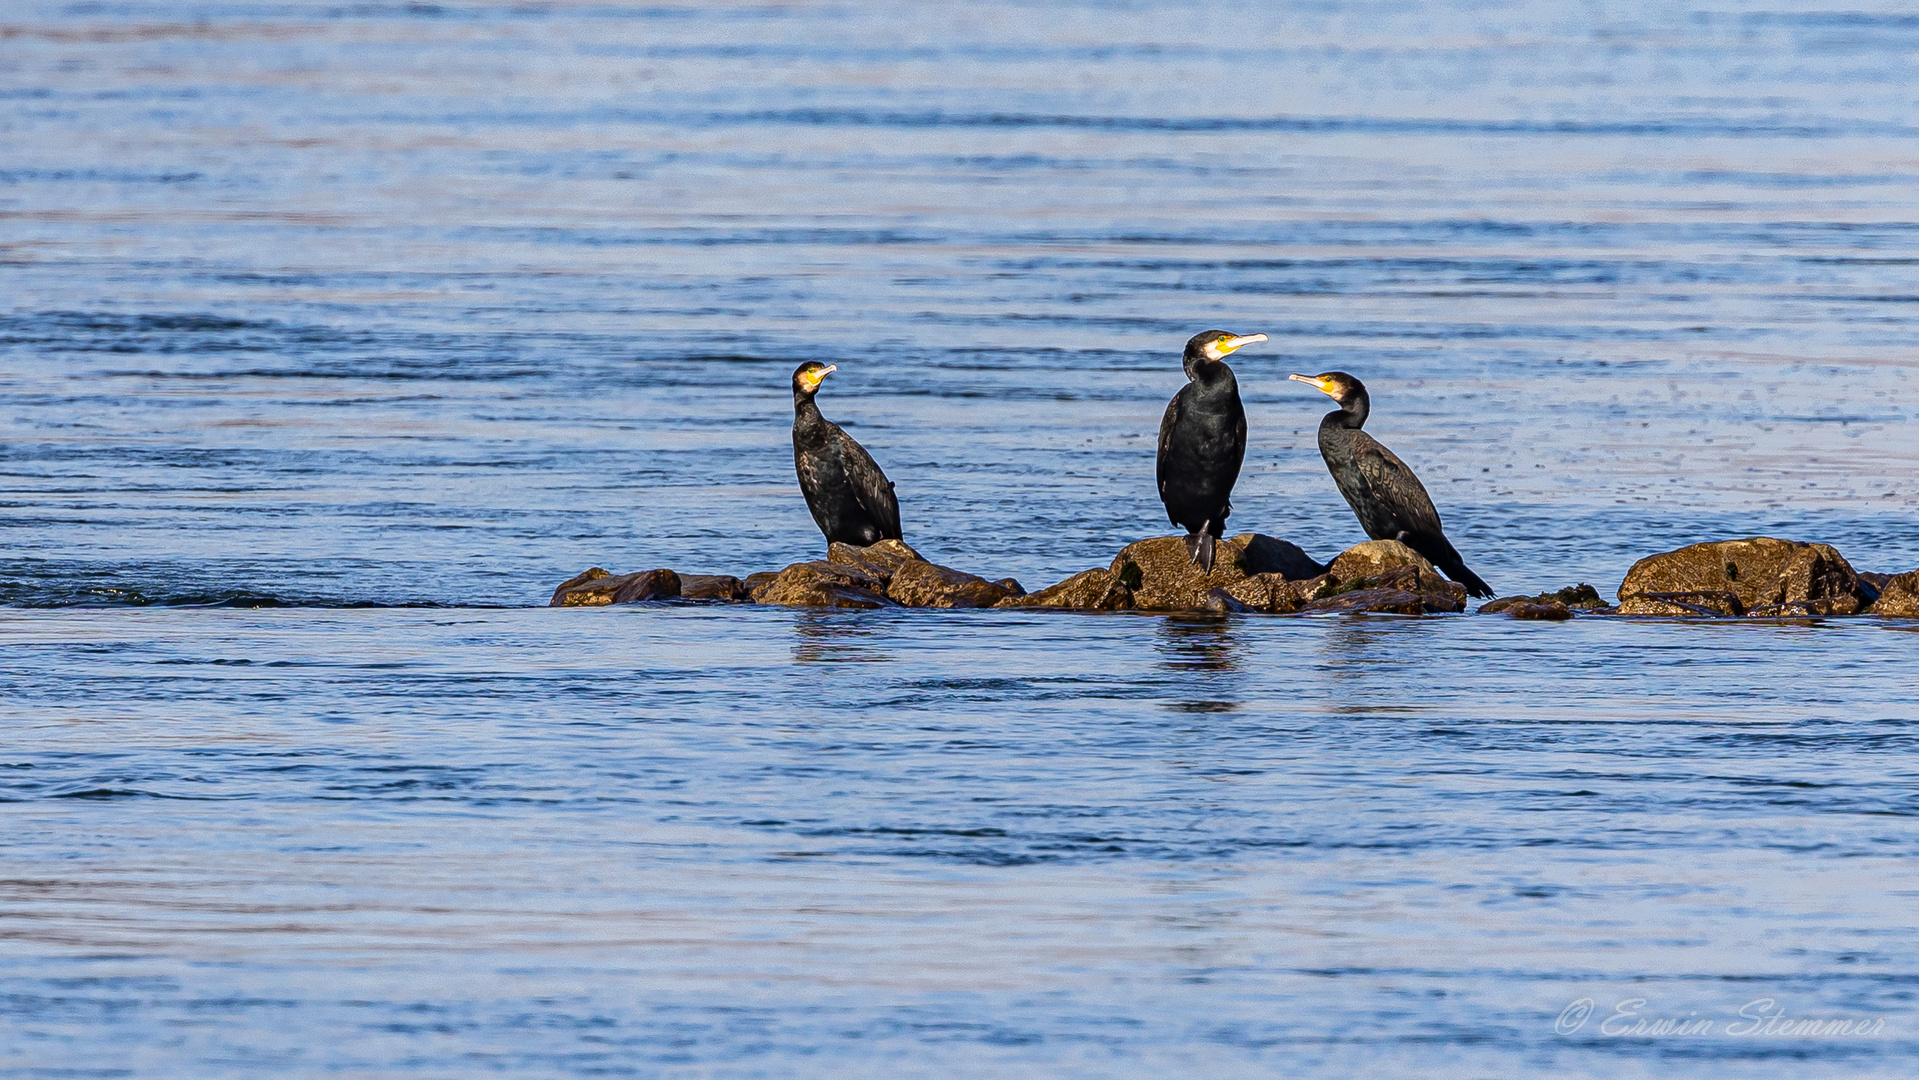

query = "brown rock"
(550, 567), (613, 606)
(743, 571), (779, 594)
(1479, 584), (1605, 615)
(1616, 590), (1744, 617)
(1617, 538), (1873, 616)
(1300, 588), (1426, 616)
(1108, 533), (1325, 612)
(992, 578), (1026, 597)
(679, 574), (749, 601)
(611, 569), (681, 604)
(1869, 571), (1919, 617)
(1328, 540), (1452, 593)
(827, 539), (926, 586)
(1223, 573), (1304, 614)
(887, 560), (1017, 609)
(749, 561), (894, 609)
(996, 568), (1134, 610)
(1506, 600), (1573, 620)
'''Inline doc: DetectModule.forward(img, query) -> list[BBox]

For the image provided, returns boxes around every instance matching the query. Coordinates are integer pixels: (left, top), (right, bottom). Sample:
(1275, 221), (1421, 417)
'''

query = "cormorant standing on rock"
(1289, 371), (1494, 598)
(1157, 330), (1268, 573)
(791, 361), (901, 547)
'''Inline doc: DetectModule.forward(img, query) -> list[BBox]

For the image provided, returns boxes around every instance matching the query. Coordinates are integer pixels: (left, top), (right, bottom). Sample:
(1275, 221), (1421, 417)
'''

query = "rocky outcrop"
(748, 561), (894, 609)
(888, 560), (1017, 608)
(828, 539), (925, 586)
(1869, 570), (1919, 617)
(550, 567), (681, 606)
(1328, 541), (1450, 593)
(1299, 587), (1427, 616)
(1108, 533), (1324, 612)
(996, 568), (1134, 610)
(1478, 584), (1604, 615)
(679, 574), (749, 601)
(1617, 538), (1874, 617)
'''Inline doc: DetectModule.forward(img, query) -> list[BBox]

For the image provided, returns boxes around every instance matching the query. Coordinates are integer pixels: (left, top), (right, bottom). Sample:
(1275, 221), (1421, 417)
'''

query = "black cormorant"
(1157, 330), (1268, 573)
(791, 361), (901, 547)
(1289, 371), (1493, 598)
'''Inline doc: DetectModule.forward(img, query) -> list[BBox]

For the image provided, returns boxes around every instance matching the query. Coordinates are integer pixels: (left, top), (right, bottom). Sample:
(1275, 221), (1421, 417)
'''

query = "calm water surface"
(3, 1), (1918, 1076)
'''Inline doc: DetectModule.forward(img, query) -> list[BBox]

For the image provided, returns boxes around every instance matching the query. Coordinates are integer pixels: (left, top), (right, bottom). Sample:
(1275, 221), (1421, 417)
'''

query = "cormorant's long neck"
(793, 391), (829, 444)
(1324, 390), (1368, 430)
(1185, 357), (1237, 396)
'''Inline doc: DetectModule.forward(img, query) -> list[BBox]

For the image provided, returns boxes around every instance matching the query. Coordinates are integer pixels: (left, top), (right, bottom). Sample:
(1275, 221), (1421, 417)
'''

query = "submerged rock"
(1868, 570), (1919, 617)
(749, 560), (894, 609)
(550, 567), (682, 606)
(1617, 538), (1873, 617)
(1478, 584), (1605, 615)
(1504, 600), (1574, 621)
(1619, 590), (1745, 617)
(996, 567), (1134, 611)
(1108, 533), (1324, 612)
(888, 560), (1017, 608)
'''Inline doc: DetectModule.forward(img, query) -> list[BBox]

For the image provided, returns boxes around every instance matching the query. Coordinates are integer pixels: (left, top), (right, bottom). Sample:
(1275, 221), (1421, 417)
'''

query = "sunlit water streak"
(2, 1), (1918, 1076)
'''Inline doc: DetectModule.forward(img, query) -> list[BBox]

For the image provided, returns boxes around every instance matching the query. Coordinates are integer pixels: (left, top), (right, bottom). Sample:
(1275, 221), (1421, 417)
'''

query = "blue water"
(3, 1), (1918, 1076)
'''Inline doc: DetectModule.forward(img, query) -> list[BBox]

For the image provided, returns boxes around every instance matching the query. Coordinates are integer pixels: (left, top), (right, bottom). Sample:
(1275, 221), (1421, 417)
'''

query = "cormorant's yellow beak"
(802, 364), (836, 391)
(1289, 372), (1335, 396)
(1215, 333), (1268, 356)
(819, 364), (837, 378)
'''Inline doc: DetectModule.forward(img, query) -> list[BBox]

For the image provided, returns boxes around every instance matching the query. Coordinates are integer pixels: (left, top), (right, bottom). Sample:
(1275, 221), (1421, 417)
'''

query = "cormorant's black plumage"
(1156, 330), (1267, 573)
(790, 361), (901, 547)
(1290, 370), (1493, 598)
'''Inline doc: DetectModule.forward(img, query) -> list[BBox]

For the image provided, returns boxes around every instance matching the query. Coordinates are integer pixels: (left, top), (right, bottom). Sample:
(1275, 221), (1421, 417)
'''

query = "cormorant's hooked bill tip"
(1207, 332), (1268, 359)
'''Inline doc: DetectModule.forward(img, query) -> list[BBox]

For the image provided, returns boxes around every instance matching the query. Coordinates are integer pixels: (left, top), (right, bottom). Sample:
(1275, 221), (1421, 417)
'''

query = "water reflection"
(1155, 614), (1242, 713)
(788, 610), (895, 664)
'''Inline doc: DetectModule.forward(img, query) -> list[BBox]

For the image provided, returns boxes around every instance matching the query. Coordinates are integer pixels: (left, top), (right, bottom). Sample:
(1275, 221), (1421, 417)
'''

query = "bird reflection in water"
(1319, 621), (1431, 716)
(1156, 614), (1243, 713)
(789, 610), (894, 664)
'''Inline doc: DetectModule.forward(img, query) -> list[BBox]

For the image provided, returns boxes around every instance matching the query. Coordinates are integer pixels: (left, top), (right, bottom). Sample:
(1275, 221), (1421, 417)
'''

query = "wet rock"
(828, 539), (926, 586)
(550, 567), (613, 606)
(749, 561), (894, 609)
(1223, 573), (1304, 614)
(679, 573), (749, 601)
(887, 560), (1017, 609)
(1300, 588), (1427, 616)
(550, 567), (681, 606)
(1505, 600), (1573, 621)
(1617, 590), (1745, 617)
(1328, 540), (1453, 593)
(992, 578), (1026, 597)
(1202, 588), (1249, 615)
(743, 571), (779, 595)
(1479, 584), (1605, 615)
(1869, 570), (1919, 617)
(1109, 533), (1324, 612)
(1617, 537), (1873, 617)
(611, 569), (681, 604)
(996, 568), (1134, 611)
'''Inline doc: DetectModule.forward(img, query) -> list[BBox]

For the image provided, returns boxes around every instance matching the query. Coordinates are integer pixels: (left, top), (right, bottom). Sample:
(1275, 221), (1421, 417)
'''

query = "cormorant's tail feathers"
(1195, 531), (1216, 575)
(1452, 564), (1494, 600)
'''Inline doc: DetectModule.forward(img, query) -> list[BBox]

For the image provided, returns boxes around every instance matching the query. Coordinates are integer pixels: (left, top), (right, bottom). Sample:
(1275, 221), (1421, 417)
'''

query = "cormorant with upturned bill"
(1288, 371), (1493, 598)
(791, 361), (901, 547)
(1156, 330), (1268, 573)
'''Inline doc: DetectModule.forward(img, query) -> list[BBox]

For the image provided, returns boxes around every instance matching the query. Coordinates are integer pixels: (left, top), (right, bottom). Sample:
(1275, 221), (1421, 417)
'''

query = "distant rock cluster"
(551, 534), (1918, 619)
